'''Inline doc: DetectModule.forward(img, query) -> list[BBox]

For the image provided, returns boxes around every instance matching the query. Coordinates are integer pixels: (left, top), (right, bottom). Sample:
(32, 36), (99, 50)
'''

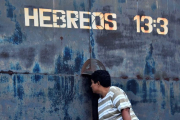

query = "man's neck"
(100, 87), (110, 98)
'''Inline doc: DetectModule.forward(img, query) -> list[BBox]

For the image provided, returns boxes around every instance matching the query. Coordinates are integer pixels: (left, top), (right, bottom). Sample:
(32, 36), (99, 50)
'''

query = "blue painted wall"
(0, 0), (180, 119)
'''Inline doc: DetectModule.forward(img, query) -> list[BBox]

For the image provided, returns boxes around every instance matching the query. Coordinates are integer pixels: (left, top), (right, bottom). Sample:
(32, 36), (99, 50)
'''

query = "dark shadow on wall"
(82, 74), (99, 120)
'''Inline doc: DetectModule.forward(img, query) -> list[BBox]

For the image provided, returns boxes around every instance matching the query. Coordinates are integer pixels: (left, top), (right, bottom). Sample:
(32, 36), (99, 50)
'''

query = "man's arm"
(111, 87), (132, 120)
(121, 108), (131, 120)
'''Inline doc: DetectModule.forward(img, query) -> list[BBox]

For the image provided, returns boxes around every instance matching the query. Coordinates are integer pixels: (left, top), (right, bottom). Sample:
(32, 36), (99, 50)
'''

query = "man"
(91, 70), (139, 120)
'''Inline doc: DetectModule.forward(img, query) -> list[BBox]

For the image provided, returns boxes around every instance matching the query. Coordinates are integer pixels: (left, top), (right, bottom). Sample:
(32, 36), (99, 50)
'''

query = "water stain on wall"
(31, 63), (43, 82)
(13, 75), (24, 100)
(5, 0), (26, 45)
(55, 47), (84, 74)
(144, 43), (155, 78)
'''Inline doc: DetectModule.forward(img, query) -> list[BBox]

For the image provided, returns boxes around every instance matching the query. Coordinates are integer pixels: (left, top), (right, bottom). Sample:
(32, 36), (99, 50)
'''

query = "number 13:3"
(134, 15), (168, 35)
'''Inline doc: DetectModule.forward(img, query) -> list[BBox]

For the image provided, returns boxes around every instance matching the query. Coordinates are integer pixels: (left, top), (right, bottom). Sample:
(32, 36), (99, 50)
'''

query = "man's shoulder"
(110, 86), (124, 93)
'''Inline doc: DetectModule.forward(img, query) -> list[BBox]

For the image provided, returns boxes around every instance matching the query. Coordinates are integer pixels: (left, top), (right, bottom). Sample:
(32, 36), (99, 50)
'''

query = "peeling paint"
(7, 22), (24, 44)
(151, 2), (157, 11)
(73, 0), (78, 11)
(63, 47), (73, 61)
(13, 75), (24, 100)
(89, 0), (95, 9)
(160, 81), (166, 109)
(31, 63), (42, 82)
(0, 0), (180, 119)
(5, 0), (16, 21)
(148, 81), (157, 103)
(11, 63), (21, 70)
(80, 2), (85, 11)
(142, 80), (147, 102)
(4, 0), (26, 45)
(90, 29), (96, 58)
(144, 43), (155, 78)
(55, 47), (84, 74)
(118, 0), (126, 3)
(127, 79), (139, 95)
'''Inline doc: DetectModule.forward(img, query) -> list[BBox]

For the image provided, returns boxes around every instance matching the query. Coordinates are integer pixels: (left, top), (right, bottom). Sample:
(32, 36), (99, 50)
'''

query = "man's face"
(90, 79), (99, 94)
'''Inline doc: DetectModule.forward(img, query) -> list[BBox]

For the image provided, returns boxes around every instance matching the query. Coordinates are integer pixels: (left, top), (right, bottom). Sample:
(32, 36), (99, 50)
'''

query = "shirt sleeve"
(112, 88), (132, 112)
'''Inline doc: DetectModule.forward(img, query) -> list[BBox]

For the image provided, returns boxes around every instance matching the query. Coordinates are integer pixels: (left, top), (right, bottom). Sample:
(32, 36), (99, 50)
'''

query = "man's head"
(91, 70), (111, 87)
(90, 70), (111, 93)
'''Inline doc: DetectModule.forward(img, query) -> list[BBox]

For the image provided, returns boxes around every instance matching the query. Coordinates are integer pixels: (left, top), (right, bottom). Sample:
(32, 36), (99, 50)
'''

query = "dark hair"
(91, 70), (111, 87)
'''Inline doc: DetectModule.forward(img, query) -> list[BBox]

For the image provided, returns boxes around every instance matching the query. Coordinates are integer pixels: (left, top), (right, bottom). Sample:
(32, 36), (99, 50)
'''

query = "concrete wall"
(0, 0), (180, 119)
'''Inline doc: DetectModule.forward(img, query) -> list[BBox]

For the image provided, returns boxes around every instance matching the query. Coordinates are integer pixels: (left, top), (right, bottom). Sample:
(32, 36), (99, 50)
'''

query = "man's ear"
(97, 81), (100, 86)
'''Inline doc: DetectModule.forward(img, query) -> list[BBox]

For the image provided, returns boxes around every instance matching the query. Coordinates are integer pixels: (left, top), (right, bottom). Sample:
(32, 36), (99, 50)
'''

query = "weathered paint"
(0, 0), (180, 119)
(0, 74), (92, 119)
